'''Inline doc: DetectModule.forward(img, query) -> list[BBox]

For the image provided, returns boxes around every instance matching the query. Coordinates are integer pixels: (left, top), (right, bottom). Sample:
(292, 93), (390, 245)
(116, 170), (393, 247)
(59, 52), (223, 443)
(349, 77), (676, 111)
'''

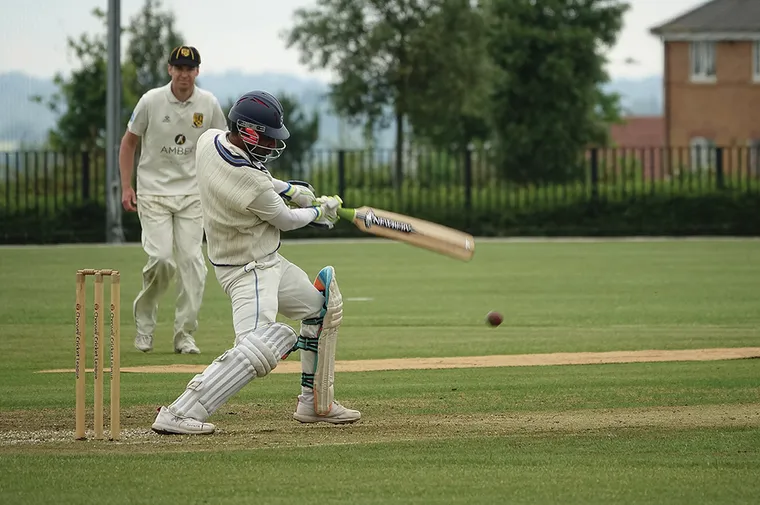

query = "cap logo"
(180, 48), (190, 57)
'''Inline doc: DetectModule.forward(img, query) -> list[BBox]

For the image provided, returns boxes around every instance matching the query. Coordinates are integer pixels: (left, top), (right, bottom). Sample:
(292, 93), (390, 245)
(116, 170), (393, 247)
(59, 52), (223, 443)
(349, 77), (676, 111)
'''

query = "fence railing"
(1, 151), (105, 218)
(1, 146), (758, 242)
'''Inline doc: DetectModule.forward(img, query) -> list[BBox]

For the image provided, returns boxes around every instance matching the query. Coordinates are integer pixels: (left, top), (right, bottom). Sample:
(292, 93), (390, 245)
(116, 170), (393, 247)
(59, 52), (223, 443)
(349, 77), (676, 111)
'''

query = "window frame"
(749, 139), (760, 175)
(689, 137), (716, 171)
(689, 41), (717, 82)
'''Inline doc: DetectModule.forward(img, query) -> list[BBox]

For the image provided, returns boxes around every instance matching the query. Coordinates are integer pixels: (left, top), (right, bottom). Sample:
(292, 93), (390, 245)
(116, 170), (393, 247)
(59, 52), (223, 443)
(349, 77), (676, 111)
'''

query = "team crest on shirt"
(192, 113), (204, 128)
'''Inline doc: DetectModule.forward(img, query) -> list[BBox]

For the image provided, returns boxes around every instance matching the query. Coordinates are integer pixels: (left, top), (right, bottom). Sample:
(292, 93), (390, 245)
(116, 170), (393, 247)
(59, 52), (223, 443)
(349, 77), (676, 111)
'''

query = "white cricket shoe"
(174, 333), (200, 354)
(293, 395), (361, 424)
(151, 406), (215, 435)
(134, 334), (153, 352)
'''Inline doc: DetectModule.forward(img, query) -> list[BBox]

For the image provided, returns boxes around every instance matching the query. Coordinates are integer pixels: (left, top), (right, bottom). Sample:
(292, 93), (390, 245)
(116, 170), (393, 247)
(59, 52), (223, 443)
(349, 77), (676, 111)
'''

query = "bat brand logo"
(364, 210), (414, 233)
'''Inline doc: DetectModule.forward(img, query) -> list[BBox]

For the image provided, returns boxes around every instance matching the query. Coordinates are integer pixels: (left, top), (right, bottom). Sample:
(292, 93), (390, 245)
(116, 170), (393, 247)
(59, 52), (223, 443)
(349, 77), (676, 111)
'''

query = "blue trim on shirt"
(213, 134), (252, 167)
(280, 182), (293, 197)
(213, 134), (267, 172)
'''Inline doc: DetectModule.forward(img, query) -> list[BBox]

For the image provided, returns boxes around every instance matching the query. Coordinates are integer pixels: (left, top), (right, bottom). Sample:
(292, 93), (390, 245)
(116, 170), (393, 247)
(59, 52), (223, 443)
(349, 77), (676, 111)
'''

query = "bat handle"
(337, 207), (356, 221)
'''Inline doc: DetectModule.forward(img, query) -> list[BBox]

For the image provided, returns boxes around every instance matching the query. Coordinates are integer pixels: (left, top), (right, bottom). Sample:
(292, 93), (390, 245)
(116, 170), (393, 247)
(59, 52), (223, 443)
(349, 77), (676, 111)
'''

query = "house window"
(754, 41), (760, 81)
(689, 137), (715, 171)
(690, 41), (716, 81)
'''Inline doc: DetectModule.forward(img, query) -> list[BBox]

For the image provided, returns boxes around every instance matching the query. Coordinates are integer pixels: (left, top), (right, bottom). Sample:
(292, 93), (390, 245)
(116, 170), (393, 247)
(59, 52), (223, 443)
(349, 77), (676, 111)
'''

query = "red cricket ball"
(486, 311), (503, 327)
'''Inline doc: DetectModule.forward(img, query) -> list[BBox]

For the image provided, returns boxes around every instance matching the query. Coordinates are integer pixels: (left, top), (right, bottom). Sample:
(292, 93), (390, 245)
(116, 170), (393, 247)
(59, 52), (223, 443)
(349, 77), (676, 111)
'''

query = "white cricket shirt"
(196, 129), (283, 265)
(128, 83), (227, 196)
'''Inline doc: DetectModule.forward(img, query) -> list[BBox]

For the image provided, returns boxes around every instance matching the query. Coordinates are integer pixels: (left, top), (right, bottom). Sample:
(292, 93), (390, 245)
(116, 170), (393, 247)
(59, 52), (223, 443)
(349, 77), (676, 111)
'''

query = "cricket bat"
(336, 206), (475, 262)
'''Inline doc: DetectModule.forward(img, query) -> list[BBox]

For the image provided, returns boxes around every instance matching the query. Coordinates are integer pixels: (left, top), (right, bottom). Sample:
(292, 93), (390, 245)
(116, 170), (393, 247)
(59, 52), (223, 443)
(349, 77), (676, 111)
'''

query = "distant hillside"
(0, 72), (58, 146)
(602, 75), (663, 116)
(196, 71), (385, 149)
(0, 71), (663, 149)
(196, 71), (328, 105)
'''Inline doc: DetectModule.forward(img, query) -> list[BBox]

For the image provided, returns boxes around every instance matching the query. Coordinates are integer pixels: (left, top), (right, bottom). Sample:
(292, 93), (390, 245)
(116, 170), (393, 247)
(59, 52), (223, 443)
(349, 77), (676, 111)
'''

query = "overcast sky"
(0, 0), (708, 81)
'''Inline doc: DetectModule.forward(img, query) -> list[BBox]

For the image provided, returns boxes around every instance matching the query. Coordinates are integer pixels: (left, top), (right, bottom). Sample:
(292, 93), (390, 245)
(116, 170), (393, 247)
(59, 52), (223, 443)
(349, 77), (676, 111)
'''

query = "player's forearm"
(271, 178), (289, 195)
(267, 206), (320, 231)
(119, 138), (137, 188)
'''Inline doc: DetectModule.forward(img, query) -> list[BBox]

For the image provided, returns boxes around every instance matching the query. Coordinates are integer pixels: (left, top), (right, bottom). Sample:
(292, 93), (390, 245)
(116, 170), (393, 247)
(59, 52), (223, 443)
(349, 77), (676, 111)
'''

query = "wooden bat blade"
(337, 207), (475, 262)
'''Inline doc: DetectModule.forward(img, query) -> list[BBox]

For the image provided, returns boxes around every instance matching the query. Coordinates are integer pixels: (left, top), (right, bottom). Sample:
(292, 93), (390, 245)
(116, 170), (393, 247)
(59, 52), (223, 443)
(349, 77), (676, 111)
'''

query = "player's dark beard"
(252, 136), (275, 156)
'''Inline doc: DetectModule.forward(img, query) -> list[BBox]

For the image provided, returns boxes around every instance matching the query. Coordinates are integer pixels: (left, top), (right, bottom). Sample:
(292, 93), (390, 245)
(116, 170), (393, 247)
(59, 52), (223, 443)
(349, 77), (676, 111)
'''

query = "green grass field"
(0, 238), (759, 504)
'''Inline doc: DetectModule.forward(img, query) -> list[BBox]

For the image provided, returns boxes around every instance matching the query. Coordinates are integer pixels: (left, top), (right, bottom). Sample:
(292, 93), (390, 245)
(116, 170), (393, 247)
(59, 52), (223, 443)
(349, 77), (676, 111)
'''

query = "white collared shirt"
(128, 83), (227, 196)
(195, 130), (319, 265)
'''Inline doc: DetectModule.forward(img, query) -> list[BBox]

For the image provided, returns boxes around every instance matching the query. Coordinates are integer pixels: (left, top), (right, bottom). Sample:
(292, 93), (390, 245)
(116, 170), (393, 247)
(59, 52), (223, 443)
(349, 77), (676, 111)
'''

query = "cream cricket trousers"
(134, 194), (208, 340)
(213, 253), (324, 341)
(214, 254), (329, 397)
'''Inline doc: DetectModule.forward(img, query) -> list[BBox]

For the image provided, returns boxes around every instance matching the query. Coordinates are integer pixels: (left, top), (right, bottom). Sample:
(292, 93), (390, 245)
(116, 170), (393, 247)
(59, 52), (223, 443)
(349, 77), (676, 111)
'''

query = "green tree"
(269, 95), (320, 180)
(31, 8), (110, 151)
(404, 0), (493, 151)
(485, 0), (628, 184)
(31, 0), (183, 152)
(285, 0), (441, 179)
(124, 0), (184, 100)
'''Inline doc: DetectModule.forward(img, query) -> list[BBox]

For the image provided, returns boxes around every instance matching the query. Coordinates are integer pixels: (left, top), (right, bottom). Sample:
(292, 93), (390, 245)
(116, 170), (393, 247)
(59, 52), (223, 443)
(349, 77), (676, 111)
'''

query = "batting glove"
(310, 195), (343, 230)
(280, 180), (317, 208)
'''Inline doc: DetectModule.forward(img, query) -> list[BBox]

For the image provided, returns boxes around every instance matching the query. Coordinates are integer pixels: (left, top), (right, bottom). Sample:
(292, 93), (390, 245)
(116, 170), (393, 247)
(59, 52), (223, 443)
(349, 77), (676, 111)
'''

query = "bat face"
(347, 206), (475, 262)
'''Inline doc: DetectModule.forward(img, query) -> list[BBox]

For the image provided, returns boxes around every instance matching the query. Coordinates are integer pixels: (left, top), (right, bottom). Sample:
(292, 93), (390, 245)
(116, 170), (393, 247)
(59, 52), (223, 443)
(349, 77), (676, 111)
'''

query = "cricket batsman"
(151, 90), (361, 434)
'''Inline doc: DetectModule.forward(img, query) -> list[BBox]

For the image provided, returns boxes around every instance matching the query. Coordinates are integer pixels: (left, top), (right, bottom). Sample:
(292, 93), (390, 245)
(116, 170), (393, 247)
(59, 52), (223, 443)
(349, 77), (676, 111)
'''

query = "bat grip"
(337, 207), (356, 221)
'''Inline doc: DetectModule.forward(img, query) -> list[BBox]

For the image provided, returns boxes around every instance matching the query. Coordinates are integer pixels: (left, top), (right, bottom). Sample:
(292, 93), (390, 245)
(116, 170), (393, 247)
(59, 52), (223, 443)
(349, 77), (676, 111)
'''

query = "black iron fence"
(1, 151), (105, 218)
(1, 146), (759, 243)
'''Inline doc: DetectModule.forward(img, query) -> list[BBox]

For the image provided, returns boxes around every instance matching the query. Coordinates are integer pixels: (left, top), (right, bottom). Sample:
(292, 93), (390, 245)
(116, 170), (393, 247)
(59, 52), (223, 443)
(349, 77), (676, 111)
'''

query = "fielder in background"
(151, 90), (361, 434)
(119, 45), (227, 355)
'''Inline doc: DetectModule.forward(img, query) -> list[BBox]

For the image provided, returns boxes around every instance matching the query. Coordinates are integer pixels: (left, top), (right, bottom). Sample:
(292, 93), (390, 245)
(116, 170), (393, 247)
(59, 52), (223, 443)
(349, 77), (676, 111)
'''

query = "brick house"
(609, 116), (665, 148)
(604, 115), (665, 178)
(650, 0), (760, 172)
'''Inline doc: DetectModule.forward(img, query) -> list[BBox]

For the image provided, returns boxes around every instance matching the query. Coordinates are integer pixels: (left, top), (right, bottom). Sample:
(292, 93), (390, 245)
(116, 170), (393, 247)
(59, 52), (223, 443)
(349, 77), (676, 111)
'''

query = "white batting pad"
(314, 267), (342, 415)
(169, 322), (297, 420)
(314, 327), (337, 415)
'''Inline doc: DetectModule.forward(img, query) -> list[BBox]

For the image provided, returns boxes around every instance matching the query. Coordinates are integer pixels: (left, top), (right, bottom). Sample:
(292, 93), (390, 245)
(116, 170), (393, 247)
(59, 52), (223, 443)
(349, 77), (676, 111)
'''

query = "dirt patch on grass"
(37, 347), (760, 375)
(1, 403), (758, 454)
(11, 347), (758, 454)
